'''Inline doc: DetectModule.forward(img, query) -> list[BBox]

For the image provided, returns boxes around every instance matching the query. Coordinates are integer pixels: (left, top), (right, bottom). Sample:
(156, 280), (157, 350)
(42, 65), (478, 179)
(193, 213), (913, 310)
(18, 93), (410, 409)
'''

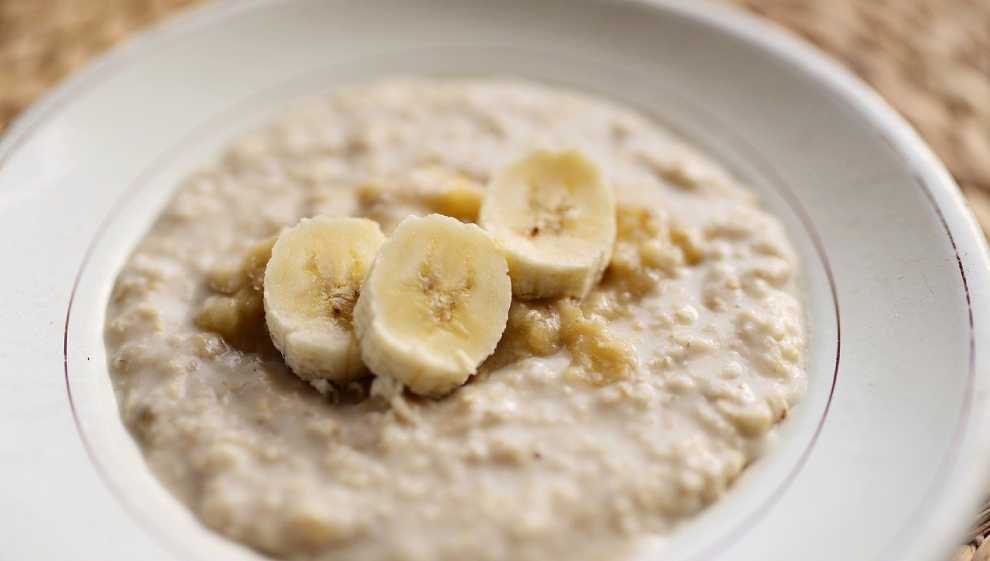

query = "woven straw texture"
(1, 0), (988, 558)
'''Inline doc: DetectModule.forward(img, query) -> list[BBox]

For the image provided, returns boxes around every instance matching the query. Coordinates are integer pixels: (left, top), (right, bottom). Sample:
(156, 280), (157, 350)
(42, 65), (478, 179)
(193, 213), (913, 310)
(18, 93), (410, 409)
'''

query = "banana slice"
(353, 214), (511, 398)
(264, 216), (386, 389)
(479, 148), (617, 299)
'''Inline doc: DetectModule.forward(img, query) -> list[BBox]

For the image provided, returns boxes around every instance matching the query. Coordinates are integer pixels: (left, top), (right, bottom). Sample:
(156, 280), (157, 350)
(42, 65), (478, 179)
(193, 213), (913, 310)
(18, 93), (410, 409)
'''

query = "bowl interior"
(3, 1), (986, 560)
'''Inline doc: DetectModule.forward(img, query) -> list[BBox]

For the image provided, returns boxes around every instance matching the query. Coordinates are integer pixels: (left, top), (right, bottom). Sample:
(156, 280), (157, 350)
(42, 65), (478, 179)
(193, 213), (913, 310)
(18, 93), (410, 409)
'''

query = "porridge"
(105, 79), (806, 561)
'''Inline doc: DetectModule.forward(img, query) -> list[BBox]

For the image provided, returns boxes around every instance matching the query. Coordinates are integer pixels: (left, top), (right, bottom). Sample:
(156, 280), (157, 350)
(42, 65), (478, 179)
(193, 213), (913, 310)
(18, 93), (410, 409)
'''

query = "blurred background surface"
(1, 0), (988, 558)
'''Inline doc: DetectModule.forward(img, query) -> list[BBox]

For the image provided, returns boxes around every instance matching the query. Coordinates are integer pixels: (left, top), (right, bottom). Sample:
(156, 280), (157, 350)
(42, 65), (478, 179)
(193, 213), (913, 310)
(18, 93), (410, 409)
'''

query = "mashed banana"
(105, 78), (806, 561)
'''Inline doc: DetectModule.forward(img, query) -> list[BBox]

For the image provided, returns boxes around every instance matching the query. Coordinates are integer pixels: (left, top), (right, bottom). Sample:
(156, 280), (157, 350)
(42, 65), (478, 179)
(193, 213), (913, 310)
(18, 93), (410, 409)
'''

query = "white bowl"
(1, 1), (988, 560)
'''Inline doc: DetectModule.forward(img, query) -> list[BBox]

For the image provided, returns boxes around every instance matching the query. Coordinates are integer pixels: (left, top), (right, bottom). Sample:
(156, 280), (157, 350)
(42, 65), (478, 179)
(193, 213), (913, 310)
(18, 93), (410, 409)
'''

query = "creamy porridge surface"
(105, 79), (807, 561)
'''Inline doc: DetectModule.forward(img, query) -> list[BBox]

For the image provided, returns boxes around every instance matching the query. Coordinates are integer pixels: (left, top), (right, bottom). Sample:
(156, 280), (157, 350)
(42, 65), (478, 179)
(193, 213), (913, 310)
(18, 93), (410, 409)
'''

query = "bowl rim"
(2, 1), (989, 560)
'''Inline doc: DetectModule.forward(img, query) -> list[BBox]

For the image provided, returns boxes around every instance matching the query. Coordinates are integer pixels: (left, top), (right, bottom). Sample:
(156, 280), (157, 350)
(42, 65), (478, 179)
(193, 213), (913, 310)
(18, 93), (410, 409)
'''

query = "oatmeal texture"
(105, 79), (806, 561)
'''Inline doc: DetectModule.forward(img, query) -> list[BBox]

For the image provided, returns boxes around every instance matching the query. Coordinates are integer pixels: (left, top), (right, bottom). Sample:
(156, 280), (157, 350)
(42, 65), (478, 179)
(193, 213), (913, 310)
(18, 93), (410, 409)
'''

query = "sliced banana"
(406, 165), (484, 221)
(353, 214), (511, 398)
(479, 148), (617, 300)
(355, 166), (484, 234)
(264, 216), (386, 389)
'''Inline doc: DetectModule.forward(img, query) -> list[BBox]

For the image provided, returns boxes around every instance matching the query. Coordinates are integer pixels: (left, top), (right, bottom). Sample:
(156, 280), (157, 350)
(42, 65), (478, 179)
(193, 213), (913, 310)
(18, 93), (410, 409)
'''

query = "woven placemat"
(2, 0), (988, 558)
